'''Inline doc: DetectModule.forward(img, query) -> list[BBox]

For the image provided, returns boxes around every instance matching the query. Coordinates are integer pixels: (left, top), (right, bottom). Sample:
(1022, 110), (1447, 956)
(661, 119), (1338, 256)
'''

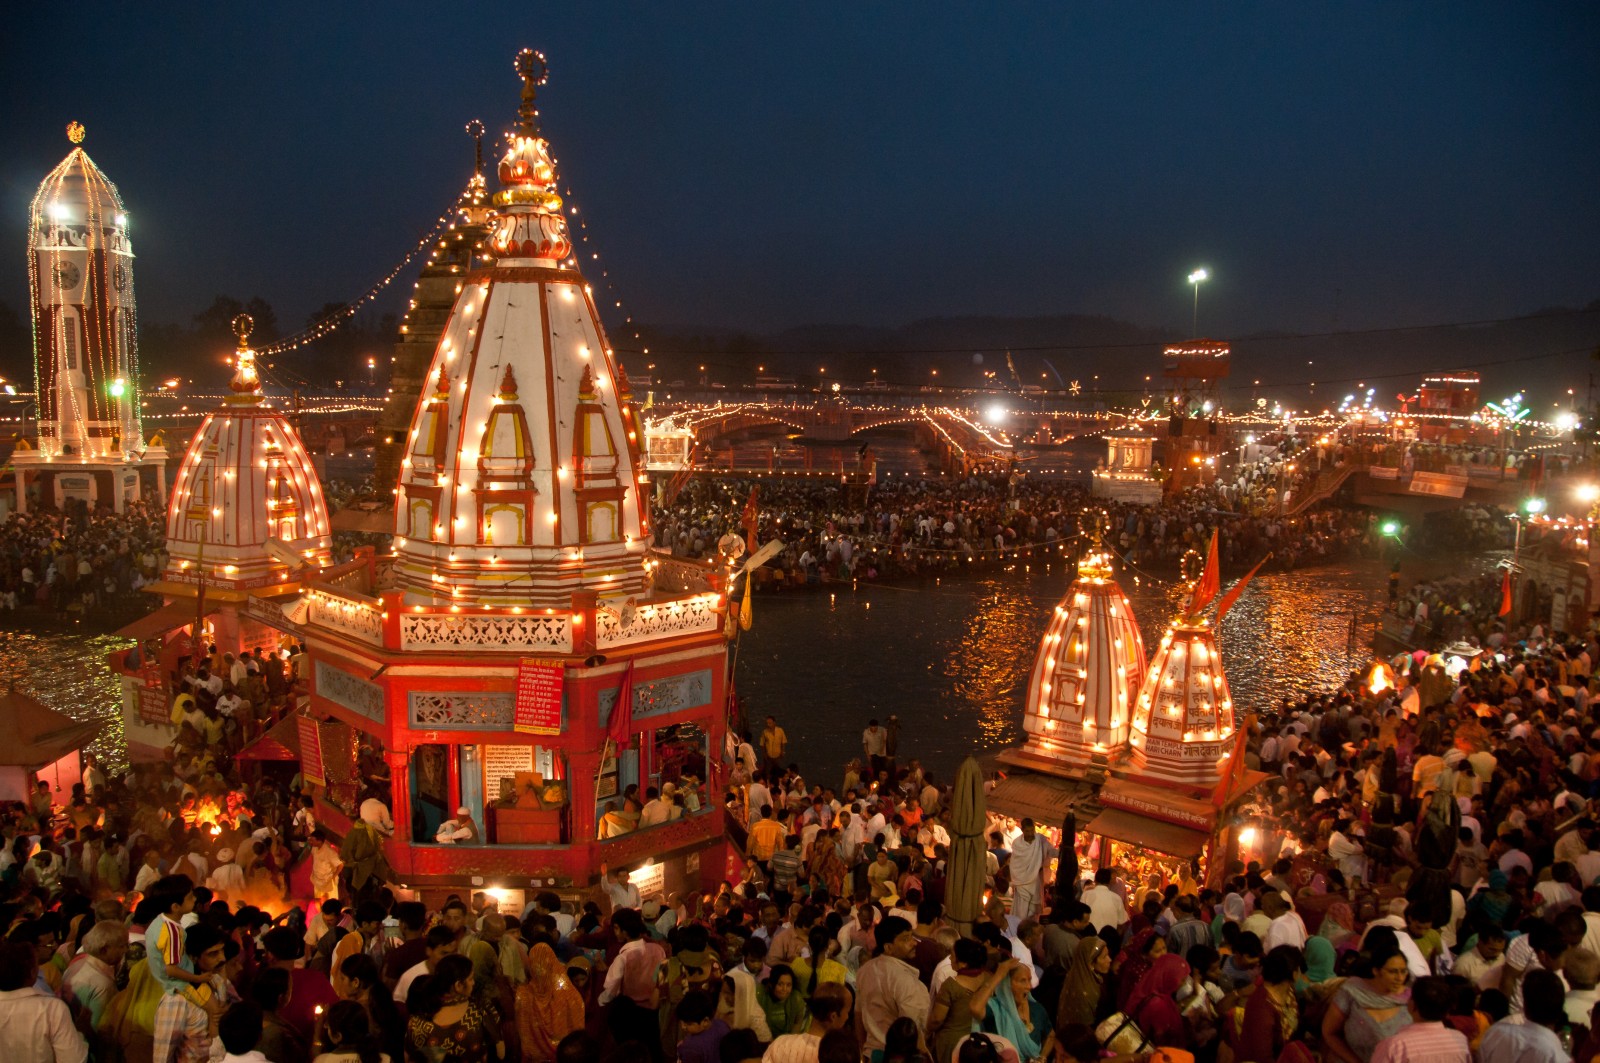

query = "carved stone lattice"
(309, 597), (383, 644)
(408, 691), (517, 730)
(651, 555), (713, 593)
(314, 660), (386, 723)
(595, 597), (719, 649)
(400, 613), (571, 653)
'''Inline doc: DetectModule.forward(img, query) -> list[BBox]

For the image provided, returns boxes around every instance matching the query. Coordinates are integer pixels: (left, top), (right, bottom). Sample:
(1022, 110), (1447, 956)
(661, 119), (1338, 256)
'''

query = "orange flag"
(1215, 554), (1271, 627)
(1212, 712), (1255, 809)
(1185, 529), (1222, 615)
(1498, 568), (1513, 617)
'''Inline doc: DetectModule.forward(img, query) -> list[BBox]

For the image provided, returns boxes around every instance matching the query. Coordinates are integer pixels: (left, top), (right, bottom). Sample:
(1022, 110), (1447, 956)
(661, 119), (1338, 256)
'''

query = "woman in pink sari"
(1124, 954), (1191, 1050)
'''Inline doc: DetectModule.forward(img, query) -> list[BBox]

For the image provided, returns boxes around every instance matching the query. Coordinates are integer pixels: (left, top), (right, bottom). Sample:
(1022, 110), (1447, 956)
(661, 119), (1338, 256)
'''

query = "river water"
(732, 557), (1397, 780)
(4, 555), (1395, 781)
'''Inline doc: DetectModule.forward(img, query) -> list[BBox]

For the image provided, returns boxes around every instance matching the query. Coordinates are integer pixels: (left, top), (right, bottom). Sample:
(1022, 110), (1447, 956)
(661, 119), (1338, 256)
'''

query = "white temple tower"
(14, 122), (166, 513)
(161, 316), (333, 592)
(391, 51), (649, 609)
(1124, 611), (1238, 789)
(1017, 533), (1146, 774)
(114, 315), (333, 762)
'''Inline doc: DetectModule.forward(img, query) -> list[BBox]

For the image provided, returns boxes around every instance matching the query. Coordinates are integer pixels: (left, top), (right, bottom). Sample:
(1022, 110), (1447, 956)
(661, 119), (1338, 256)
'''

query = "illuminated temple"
(1007, 530), (1145, 776)
(111, 51), (740, 906)
(287, 51), (734, 902)
(113, 316), (332, 760)
(992, 534), (1265, 887)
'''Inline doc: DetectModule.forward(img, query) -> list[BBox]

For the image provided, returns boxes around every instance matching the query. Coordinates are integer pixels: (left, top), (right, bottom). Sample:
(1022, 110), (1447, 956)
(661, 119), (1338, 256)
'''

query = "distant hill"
(625, 302), (1600, 409)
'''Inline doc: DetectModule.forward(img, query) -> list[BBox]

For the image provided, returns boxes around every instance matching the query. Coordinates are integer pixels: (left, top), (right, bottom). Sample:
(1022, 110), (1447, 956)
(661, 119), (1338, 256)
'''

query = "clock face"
(52, 262), (81, 291)
(112, 264), (128, 292)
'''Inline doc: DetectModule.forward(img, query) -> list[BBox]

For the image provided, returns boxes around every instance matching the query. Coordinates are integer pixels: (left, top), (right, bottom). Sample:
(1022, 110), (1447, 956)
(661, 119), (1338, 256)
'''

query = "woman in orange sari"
(514, 943), (587, 1063)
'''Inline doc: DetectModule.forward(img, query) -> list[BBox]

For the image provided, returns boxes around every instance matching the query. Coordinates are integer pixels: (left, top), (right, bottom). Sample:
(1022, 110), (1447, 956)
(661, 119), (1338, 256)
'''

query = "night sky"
(3, 4), (1598, 345)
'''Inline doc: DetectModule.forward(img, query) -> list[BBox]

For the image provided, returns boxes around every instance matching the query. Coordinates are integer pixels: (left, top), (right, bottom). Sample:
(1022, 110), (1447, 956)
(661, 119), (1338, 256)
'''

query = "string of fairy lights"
(256, 210), (459, 358)
(26, 126), (144, 454)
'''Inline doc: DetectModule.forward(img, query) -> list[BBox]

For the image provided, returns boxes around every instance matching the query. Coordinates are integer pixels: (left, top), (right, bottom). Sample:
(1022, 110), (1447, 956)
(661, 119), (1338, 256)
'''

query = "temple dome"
(391, 51), (648, 609)
(1021, 537), (1146, 769)
(163, 316), (332, 592)
(1124, 617), (1238, 789)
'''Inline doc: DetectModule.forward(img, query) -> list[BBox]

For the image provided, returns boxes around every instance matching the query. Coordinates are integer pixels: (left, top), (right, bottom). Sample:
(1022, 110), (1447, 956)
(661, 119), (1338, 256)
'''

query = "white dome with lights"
(164, 316), (332, 592)
(1021, 534), (1146, 769)
(1124, 614), (1237, 789)
(391, 50), (648, 609)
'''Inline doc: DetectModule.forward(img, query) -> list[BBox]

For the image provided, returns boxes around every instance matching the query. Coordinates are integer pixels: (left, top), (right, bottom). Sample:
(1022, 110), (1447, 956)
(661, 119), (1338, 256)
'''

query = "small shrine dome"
(1021, 535), (1146, 770)
(391, 50), (648, 609)
(164, 316), (332, 592)
(1125, 616), (1238, 789)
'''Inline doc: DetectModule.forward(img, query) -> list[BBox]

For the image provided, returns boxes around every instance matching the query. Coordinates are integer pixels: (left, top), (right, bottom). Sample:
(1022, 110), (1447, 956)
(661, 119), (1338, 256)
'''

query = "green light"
(1523, 497), (1546, 515)
(109, 377), (127, 398)
(1381, 521), (1399, 536)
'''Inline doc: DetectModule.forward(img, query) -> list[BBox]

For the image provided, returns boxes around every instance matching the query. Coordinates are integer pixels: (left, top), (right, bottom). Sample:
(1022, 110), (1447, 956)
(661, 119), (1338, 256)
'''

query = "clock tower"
(14, 123), (167, 513)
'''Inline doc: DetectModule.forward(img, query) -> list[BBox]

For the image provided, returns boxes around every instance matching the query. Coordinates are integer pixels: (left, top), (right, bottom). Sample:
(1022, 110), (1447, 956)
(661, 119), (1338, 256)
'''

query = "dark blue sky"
(3, 3), (1597, 338)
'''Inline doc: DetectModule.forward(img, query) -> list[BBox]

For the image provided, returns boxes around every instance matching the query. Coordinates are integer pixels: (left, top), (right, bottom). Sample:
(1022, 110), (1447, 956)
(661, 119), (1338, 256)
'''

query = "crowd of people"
(6, 440), (1600, 1063)
(6, 580), (1600, 1063)
(0, 501), (166, 616)
(654, 468), (1411, 587)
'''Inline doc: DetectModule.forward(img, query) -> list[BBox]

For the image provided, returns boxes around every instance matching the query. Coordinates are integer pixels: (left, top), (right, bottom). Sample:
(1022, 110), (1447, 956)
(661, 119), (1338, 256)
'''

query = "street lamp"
(1188, 268), (1209, 334)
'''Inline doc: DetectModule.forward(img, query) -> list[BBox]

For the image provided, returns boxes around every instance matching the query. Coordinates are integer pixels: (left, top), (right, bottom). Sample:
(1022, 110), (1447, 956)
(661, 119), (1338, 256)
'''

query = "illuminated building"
(1124, 616), (1237, 788)
(111, 316), (332, 760)
(13, 123), (167, 512)
(1161, 339), (1230, 491)
(294, 51), (735, 905)
(1003, 531), (1145, 778)
(991, 539), (1265, 890)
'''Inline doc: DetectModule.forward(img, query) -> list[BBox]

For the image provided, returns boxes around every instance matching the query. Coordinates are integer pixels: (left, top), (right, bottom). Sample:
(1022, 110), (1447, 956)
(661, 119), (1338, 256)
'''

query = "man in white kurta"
(1008, 818), (1057, 920)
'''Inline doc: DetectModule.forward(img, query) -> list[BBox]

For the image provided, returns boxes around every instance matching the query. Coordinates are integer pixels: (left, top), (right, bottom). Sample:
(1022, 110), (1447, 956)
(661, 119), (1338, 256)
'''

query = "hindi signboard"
(297, 714), (326, 787)
(514, 661), (564, 735)
(484, 744), (535, 799)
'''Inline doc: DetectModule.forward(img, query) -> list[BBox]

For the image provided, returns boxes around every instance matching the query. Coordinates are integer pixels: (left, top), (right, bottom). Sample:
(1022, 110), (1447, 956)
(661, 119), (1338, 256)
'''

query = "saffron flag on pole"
(1185, 529), (1222, 615)
(1211, 713), (1255, 810)
(1498, 567), (1513, 616)
(1215, 553), (1271, 627)
(605, 659), (636, 747)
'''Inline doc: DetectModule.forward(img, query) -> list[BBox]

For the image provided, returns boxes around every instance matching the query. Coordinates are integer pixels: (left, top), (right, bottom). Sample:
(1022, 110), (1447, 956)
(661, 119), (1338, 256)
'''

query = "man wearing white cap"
(207, 848), (246, 900)
(435, 807), (480, 845)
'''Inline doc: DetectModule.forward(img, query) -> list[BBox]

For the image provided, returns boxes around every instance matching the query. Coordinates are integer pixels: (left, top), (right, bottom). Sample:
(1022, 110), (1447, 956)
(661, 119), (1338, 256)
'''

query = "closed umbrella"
(947, 756), (987, 938)
(1053, 809), (1079, 911)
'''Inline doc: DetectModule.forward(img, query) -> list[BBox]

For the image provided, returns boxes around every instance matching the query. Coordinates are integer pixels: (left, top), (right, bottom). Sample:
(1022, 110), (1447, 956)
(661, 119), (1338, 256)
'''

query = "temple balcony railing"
(397, 611), (573, 654)
(595, 592), (723, 650)
(303, 584), (385, 646)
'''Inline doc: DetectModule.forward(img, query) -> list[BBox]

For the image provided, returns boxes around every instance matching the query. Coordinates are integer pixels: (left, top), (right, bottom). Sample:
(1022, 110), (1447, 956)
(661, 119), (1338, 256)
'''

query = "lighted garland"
(257, 208), (457, 356)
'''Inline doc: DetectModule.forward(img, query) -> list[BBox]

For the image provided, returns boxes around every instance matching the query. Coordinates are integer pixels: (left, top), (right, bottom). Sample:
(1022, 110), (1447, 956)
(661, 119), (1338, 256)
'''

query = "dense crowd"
(654, 470), (1402, 586)
(3, 576), (1600, 1063)
(0, 501), (166, 615)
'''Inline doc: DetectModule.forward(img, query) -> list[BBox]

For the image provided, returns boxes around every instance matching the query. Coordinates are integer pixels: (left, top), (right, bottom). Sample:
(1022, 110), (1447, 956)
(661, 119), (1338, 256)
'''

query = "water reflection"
(3, 558), (1392, 782)
(738, 559), (1392, 779)
(0, 629), (128, 771)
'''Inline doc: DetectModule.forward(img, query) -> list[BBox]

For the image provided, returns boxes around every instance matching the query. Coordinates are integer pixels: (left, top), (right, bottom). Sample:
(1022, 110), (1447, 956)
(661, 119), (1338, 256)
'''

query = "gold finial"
(466, 119), (486, 176)
(227, 315), (262, 400)
(66, 121), (85, 144)
(513, 49), (549, 135)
